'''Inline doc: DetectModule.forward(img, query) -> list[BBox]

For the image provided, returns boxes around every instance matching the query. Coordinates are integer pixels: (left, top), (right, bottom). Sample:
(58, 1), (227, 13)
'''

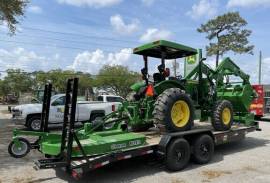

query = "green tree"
(0, 0), (28, 34)
(197, 12), (254, 67)
(33, 70), (95, 96)
(96, 65), (141, 98)
(1, 69), (33, 96)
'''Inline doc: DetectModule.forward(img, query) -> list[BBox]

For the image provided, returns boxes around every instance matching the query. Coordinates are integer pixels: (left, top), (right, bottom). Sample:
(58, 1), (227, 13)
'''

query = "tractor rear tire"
(211, 100), (233, 131)
(153, 88), (194, 132)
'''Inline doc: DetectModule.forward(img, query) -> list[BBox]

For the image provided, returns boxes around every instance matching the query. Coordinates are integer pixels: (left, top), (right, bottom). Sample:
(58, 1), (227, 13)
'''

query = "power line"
(21, 26), (140, 44)
(0, 39), (133, 54)
(2, 32), (132, 49)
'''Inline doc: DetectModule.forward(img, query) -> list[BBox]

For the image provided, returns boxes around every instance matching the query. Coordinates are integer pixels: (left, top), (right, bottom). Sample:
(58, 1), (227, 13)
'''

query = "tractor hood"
(130, 82), (146, 92)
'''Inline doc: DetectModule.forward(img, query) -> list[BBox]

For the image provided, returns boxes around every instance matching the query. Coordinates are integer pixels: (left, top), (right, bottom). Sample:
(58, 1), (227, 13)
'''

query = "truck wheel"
(153, 88), (194, 132)
(212, 100), (233, 131)
(8, 138), (30, 158)
(27, 116), (41, 131)
(192, 134), (214, 164)
(90, 113), (104, 122)
(165, 138), (190, 171)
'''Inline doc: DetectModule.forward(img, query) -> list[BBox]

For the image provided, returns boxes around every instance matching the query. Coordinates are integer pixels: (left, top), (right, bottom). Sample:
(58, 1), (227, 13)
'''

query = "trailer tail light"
(112, 104), (115, 112)
(145, 84), (154, 97)
(71, 169), (82, 180)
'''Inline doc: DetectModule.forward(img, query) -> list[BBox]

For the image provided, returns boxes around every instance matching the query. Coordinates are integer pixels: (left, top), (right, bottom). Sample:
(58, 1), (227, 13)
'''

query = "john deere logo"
(186, 55), (196, 64)
(57, 107), (65, 113)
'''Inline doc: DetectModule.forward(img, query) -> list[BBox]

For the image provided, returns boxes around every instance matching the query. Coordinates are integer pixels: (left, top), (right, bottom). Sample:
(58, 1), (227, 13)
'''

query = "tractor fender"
(154, 80), (185, 95)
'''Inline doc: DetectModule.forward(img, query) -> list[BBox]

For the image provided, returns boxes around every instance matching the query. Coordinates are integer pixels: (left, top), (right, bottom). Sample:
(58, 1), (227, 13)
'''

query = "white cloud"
(141, 0), (155, 6)
(57, 0), (122, 8)
(186, 0), (218, 20)
(227, 0), (270, 8)
(139, 28), (172, 42)
(28, 5), (43, 14)
(110, 15), (140, 35)
(68, 48), (132, 74)
(0, 47), (61, 72)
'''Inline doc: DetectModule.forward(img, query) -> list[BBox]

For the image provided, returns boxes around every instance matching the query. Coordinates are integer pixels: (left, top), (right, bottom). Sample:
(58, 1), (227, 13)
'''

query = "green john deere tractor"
(8, 40), (256, 160)
(123, 40), (255, 132)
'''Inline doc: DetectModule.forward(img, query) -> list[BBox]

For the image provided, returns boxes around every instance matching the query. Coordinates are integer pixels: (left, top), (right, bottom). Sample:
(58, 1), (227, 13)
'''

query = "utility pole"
(173, 59), (177, 77)
(258, 51), (262, 84)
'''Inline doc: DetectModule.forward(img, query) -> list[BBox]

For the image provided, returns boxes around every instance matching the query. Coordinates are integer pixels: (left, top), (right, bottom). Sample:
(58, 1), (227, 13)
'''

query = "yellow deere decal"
(186, 55), (196, 64)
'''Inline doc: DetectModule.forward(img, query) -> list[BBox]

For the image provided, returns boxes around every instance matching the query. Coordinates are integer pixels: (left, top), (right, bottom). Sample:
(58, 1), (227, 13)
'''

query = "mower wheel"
(153, 88), (194, 132)
(211, 100), (233, 131)
(8, 138), (30, 158)
(27, 115), (42, 131)
(191, 134), (214, 164)
(165, 138), (190, 171)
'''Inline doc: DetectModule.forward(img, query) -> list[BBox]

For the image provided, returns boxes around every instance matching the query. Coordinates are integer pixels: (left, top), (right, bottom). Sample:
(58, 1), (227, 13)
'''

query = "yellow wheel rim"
(171, 100), (190, 127)
(222, 107), (231, 125)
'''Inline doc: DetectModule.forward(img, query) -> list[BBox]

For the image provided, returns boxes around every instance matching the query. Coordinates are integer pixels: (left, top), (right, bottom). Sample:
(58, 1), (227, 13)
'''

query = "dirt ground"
(1, 104), (270, 183)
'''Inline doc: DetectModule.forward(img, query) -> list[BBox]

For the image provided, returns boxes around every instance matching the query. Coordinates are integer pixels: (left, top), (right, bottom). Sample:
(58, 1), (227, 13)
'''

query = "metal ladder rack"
(40, 83), (52, 132)
(35, 78), (90, 172)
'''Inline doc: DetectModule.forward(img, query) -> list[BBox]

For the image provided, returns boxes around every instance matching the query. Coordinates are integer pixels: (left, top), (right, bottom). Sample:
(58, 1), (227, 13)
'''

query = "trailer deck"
(34, 121), (258, 179)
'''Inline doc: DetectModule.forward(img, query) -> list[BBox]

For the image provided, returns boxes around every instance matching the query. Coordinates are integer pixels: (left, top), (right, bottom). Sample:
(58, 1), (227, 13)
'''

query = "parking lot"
(1, 104), (270, 183)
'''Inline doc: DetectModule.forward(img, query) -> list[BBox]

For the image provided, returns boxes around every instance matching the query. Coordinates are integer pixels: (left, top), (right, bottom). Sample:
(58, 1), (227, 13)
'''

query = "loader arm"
(212, 57), (250, 86)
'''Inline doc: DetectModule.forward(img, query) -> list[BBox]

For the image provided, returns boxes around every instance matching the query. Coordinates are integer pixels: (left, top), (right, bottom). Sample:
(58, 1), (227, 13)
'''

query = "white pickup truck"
(12, 94), (123, 131)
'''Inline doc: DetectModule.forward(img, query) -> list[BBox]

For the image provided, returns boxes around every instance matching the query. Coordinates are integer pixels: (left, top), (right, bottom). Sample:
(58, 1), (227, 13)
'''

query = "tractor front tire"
(153, 88), (194, 132)
(211, 100), (233, 131)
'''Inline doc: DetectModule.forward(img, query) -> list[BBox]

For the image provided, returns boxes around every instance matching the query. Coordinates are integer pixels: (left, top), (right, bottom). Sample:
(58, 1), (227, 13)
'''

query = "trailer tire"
(153, 88), (194, 132)
(165, 138), (190, 171)
(8, 138), (30, 158)
(27, 115), (42, 131)
(211, 100), (233, 131)
(192, 134), (214, 164)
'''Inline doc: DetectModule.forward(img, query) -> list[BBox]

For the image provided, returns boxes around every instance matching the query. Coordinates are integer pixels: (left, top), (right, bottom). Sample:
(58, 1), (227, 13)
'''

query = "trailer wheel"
(211, 100), (233, 131)
(27, 115), (42, 131)
(8, 138), (30, 158)
(192, 134), (214, 164)
(153, 88), (194, 132)
(165, 138), (190, 171)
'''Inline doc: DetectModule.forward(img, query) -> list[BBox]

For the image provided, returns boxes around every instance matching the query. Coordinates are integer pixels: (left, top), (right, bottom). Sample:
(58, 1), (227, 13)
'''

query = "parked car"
(11, 94), (123, 131)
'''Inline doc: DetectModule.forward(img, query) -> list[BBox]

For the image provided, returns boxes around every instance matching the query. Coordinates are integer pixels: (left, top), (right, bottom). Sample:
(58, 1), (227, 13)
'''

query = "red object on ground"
(249, 84), (264, 118)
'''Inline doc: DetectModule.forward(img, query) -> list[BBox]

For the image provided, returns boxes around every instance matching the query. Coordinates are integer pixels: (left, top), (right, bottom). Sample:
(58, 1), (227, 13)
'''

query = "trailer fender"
(158, 129), (213, 155)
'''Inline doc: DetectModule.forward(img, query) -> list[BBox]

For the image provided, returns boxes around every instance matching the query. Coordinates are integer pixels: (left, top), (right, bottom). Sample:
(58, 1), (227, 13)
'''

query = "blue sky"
(0, 0), (270, 83)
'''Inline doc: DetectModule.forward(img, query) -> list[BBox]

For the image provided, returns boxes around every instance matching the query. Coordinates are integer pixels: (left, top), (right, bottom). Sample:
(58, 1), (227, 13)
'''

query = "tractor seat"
(153, 73), (165, 83)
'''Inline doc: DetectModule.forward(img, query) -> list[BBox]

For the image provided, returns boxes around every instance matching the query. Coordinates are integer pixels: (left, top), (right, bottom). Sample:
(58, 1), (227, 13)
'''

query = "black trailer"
(27, 78), (260, 179)
(34, 122), (259, 179)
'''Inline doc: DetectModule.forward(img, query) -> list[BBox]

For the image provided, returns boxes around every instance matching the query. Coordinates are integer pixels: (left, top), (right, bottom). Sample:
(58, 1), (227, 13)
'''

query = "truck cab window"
(97, 96), (103, 101)
(52, 96), (66, 106)
(107, 97), (123, 102)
